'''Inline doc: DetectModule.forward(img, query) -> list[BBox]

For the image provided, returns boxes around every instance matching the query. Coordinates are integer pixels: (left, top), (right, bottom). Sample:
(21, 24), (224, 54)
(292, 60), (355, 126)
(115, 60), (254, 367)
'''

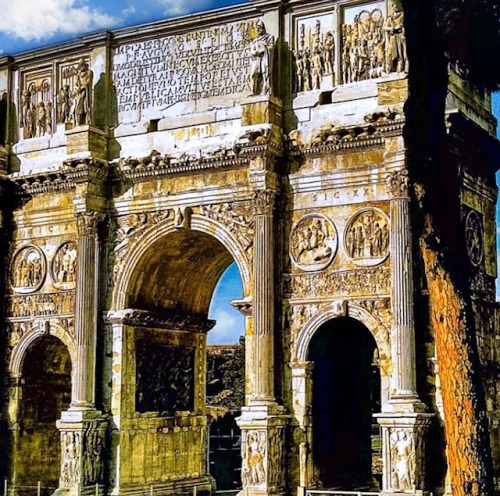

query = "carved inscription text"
(113, 21), (259, 113)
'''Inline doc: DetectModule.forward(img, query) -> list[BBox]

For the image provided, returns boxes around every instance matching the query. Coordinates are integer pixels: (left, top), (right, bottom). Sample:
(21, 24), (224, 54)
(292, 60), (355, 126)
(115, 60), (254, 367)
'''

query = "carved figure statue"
(61, 432), (80, 486)
(73, 59), (93, 126)
(36, 102), (46, 137)
(384, 6), (408, 73)
(58, 84), (72, 123)
(323, 31), (335, 76)
(250, 21), (274, 96)
(244, 432), (266, 485)
(46, 101), (53, 134)
(21, 91), (36, 138)
(390, 430), (415, 491)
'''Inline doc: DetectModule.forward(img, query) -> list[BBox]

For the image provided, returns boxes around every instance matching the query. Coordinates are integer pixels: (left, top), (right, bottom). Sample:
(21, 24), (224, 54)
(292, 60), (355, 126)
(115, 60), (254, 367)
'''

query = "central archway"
(308, 317), (380, 490)
(114, 223), (250, 494)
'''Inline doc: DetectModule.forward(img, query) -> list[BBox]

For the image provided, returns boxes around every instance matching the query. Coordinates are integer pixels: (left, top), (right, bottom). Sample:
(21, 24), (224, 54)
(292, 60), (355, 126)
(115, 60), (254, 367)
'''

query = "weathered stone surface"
(0, 2), (499, 496)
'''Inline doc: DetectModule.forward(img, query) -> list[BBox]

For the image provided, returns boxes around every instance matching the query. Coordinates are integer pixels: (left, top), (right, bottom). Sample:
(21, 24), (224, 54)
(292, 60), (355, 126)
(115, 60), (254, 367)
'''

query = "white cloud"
(122, 6), (136, 17)
(208, 308), (244, 345)
(0, 0), (120, 42)
(160, 0), (215, 17)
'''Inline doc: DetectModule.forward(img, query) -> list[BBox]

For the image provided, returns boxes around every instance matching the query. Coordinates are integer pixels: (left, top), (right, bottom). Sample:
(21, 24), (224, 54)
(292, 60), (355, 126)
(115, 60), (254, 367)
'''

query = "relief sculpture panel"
(242, 430), (267, 487)
(465, 209), (484, 267)
(20, 72), (53, 139)
(342, 1), (407, 84)
(290, 214), (338, 272)
(344, 208), (390, 266)
(51, 242), (78, 289)
(10, 245), (46, 293)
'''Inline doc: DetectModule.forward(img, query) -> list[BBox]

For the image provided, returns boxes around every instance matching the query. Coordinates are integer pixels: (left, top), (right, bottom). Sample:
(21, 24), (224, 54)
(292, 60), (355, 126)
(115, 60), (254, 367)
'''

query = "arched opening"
(122, 228), (246, 491)
(17, 335), (72, 492)
(307, 317), (380, 490)
(207, 262), (245, 491)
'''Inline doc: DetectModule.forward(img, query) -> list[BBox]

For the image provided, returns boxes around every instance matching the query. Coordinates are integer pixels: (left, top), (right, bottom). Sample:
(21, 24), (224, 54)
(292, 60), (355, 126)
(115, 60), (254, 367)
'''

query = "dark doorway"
(17, 336), (72, 493)
(308, 317), (380, 490)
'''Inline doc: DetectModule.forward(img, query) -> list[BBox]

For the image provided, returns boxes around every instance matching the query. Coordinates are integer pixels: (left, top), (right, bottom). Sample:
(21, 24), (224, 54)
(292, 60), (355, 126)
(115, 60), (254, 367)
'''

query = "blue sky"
(1, 1), (499, 342)
(0, 0), (246, 56)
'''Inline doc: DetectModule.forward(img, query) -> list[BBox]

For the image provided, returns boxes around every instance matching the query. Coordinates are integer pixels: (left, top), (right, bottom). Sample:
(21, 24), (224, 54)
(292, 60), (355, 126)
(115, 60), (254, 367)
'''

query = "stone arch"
(112, 214), (252, 311)
(9, 322), (76, 378)
(294, 301), (390, 364)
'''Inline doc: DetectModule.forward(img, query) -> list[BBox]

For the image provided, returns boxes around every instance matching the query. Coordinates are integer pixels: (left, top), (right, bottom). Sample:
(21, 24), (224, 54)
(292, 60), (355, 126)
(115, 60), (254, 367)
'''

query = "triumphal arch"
(0, 0), (499, 495)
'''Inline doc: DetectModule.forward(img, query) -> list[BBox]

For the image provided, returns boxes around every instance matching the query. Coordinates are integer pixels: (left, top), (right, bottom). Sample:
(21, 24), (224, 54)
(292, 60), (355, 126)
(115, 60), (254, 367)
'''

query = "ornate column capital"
(253, 190), (276, 216)
(386, 168), (410, 199)
(76, 211), (105, 236)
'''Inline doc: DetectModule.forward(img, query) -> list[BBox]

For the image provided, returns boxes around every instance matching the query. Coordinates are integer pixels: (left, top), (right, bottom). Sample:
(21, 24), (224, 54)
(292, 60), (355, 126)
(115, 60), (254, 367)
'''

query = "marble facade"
(0, 1), (499, 496)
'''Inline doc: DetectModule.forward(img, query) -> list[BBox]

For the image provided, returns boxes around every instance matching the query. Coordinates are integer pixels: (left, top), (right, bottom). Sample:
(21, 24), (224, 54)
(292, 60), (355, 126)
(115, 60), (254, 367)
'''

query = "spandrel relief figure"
(250, 20), (274, 96)
(11, 246), (46, 293)
(290, 215), (338, 271)
(345, 209), (390, 266)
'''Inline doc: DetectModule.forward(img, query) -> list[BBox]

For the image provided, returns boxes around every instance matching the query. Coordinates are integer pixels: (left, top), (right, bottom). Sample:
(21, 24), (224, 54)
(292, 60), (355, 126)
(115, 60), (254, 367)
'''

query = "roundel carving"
(51, 241), (78, 289)
(344, 208), (390, 267)
(10, 245), (46, 293)
(290, 214), (338, 271)
(465, 210), (483, 266)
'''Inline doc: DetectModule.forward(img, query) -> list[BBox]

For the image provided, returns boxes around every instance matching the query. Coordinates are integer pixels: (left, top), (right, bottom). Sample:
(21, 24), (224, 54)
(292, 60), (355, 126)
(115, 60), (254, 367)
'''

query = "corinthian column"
(70, 210), (103, 410)
(386, 169), (419, 404)
(252, 189), (276, 404)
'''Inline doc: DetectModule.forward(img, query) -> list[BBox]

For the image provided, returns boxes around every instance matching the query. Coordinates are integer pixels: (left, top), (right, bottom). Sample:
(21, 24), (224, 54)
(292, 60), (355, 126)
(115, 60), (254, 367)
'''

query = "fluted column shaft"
(71, 211), (102, 409)
(252, 190), (276, 403)
(388, 170), (418, 400)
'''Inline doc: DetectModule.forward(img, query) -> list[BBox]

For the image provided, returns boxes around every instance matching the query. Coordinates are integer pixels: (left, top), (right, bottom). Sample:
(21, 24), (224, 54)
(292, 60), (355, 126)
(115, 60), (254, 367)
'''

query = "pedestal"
(375, 413), (434, 495)
(54, 410), (107, 496)
(237, 405), (289, 496)
(66, 126), (107, 160)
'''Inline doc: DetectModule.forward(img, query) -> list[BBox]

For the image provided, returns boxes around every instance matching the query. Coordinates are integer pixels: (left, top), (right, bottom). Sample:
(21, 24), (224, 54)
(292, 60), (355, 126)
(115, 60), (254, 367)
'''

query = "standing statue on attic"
(250, 20), (274, 96)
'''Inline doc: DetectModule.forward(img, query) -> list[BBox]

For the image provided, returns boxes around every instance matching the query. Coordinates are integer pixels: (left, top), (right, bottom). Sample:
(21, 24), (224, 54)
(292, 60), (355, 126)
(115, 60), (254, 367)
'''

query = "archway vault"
(112, 215), (252, 312)
(294, 301), (391, 364)
(9, 323), (76, 378)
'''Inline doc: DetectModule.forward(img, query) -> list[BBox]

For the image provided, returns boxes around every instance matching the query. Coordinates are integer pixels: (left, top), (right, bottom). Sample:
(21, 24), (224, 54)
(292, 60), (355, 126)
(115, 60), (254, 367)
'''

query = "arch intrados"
(113, 215), (251, 311)
(295, 303), (388, 363)
(9, 324), (75, 378)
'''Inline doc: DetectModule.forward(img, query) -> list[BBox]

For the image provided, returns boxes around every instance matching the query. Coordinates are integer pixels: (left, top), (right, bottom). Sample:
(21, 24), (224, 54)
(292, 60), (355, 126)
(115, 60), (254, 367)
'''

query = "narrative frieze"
(284, 267), (390, 298)
(7, 291), (75, 318)
(113, 20), (259, 114)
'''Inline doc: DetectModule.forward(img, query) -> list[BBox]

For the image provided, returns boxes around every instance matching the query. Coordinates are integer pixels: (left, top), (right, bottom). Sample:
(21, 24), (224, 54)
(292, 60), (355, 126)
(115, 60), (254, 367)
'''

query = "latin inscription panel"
(113, 20), (258, 120)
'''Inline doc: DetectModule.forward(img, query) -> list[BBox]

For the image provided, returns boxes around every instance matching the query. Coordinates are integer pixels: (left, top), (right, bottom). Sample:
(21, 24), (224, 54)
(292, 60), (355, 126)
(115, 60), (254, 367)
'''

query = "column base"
(55, 411), (108, 496)
(375, 413), (434, 494)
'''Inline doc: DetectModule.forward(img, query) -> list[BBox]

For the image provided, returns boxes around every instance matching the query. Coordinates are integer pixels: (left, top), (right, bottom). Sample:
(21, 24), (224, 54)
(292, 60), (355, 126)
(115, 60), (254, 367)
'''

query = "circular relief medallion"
(51, 241), (78, 289)
(465, 210), (483, 266)
(10, 245), (46, 293)
(344, 208), (390, 267)
(290, 214), (338, 272)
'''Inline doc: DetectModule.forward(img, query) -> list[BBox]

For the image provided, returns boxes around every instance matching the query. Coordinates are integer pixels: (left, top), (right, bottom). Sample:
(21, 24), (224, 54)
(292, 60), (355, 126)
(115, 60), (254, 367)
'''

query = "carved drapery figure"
(11, 246), (46, 292)
(52, 242), (78, 285)
(57, 84), (72, 124)
(20, 78), (53, 138)
(250, 21), (274, 96)
(384, 6), (408, 73)
(242, 431), (266, 486)
(61, 432), (80, 487)
(390, 430), (416, 491)
(74, 59), (93, 126)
